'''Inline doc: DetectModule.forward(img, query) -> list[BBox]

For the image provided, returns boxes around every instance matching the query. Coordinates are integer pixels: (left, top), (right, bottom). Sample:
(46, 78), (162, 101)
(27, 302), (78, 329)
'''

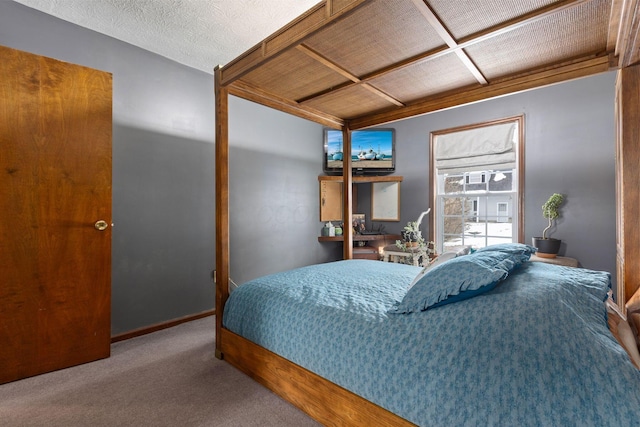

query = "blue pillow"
(475, 243), (536, 257)
(408, 251), (458, 288)
(388, 250), (527, 314)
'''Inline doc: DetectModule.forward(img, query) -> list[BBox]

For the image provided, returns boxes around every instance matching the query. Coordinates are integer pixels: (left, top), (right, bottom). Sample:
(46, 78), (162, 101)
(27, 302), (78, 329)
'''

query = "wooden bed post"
(615, 63), (640, 310)
(215, 65), (230, 359)
(342, 126), (353, 260)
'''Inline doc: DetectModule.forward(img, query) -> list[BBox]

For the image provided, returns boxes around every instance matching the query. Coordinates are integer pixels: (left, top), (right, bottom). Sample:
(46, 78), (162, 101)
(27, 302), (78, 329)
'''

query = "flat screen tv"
(323, 128), (395, 175)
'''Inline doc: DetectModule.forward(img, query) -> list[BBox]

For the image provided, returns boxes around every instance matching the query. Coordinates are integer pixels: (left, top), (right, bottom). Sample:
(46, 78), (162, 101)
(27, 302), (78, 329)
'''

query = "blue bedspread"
(223, 259), (640, 426)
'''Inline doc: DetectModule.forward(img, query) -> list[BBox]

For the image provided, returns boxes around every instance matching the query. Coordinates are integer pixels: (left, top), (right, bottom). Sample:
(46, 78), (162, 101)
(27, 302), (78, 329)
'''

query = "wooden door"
(0, 45), (112, 384)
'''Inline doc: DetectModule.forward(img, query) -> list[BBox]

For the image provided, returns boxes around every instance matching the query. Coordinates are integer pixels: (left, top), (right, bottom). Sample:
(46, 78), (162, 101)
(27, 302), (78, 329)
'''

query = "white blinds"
(434, 122), (516, 174)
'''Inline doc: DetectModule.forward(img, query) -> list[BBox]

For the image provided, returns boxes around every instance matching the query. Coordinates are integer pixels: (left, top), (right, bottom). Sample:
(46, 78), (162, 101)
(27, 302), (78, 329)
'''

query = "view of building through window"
(431, 117), (523, 253)
(439, 170), (515, 250)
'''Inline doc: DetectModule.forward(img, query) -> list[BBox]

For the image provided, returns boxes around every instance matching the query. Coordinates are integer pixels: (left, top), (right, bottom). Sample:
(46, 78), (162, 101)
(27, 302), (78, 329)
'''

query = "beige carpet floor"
(0, 316), (320, 426)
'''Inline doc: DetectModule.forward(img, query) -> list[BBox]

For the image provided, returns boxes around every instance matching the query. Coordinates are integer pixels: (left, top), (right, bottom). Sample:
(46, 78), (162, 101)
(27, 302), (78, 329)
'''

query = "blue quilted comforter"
(223, 259), (640, 426)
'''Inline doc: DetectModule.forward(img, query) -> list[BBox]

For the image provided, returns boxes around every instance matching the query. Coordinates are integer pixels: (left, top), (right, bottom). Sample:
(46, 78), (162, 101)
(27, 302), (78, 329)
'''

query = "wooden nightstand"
(530, 255), (579, 267)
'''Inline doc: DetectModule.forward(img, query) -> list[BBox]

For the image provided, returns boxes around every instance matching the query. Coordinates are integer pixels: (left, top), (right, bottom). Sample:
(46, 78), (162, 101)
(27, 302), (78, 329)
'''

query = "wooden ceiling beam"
(296, 44), (361, 83)
(349, 53), (615, 130)
(296, 44), (452, 105)
(608, 0), (626, 52)
(219, 0), (370, 86)
(296, 44), (405, 107)
(228, 80), (344, 129)
(361, 83), (405, 107)
(410, 0), (487, 85)
(616, 0), (640, 66)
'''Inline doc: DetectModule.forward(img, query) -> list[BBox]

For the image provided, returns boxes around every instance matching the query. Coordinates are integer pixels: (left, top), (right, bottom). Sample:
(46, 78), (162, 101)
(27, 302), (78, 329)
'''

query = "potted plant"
(396, 226), (435, 266)
(396, 209), (435, 266)
(400, 221), (422, 248)
(532, 193), (564, 258)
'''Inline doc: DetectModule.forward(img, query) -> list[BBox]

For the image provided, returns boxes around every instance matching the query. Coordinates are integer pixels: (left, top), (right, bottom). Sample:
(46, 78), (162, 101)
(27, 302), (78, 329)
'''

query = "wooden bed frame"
(214, 1), (640, 425)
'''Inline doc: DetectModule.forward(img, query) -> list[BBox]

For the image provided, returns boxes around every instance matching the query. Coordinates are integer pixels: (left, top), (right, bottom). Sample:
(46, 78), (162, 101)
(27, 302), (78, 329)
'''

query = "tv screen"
(323, 128), (395, 175)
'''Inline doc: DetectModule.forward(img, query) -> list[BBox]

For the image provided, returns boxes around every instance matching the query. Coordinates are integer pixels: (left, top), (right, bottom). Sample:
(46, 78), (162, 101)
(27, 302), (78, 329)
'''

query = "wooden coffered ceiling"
(218, 0), (640, 129)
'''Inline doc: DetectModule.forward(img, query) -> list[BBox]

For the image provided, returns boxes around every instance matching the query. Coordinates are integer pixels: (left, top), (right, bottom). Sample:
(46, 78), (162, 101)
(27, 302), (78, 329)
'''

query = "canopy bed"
(215, 1), (640, 425)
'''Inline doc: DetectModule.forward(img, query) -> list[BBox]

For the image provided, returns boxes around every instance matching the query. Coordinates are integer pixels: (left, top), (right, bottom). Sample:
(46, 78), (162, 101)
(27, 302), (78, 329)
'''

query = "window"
(430, 116), (524, 253)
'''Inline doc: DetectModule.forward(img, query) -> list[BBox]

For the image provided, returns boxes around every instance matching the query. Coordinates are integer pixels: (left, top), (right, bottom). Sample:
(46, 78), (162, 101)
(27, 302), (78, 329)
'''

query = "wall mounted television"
(323, 128), (395, 175)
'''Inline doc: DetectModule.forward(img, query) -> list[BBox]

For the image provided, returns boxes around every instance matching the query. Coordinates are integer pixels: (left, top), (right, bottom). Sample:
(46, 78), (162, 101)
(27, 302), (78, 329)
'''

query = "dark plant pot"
(532, 237), (561, 258)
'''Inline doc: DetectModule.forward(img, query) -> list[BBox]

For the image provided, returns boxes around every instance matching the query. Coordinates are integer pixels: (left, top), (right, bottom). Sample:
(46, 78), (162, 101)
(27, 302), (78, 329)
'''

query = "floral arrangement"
(395, 209), (435, 266)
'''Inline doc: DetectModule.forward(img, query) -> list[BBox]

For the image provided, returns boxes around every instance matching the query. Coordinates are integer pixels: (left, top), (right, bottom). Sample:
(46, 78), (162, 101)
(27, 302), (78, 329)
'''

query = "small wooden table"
(382, 244), (426, 267)
(530, 254), (579, 267)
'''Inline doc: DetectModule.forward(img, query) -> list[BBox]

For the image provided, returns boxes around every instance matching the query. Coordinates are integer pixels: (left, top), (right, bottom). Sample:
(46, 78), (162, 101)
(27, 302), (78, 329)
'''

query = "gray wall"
(228, 97), (327, 285)
(0, 1), (217, 334)
(369, 72), (616, 276)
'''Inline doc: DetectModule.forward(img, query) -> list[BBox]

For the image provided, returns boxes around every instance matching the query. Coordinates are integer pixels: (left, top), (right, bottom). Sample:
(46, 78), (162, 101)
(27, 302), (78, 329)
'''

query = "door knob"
(94, 220), (109, 231)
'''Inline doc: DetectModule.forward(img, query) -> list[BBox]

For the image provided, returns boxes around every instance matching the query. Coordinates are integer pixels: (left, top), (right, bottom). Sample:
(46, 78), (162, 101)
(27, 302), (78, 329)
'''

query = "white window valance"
(435, 122), (516, 174)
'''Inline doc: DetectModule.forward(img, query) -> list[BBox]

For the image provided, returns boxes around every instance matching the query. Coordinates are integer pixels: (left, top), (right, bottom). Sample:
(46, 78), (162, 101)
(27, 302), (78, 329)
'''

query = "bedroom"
(1, 0), (638, 425)
(1, 0), (617, 333)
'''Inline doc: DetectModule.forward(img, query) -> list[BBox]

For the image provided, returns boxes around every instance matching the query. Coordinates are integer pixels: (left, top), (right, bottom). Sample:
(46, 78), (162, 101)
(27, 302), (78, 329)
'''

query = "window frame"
(429, 115), (525, 252)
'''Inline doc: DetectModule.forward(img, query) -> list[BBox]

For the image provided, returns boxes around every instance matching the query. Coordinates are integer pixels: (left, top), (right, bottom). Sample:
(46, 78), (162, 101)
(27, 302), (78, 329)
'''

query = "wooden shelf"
(318, 175), (402, 183)
(318, 234), (401, 260)
(318, 234), (401, 242)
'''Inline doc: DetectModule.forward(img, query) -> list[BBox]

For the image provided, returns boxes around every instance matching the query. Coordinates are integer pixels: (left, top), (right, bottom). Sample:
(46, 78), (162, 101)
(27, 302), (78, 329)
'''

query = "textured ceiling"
(12, 0), (320, 74)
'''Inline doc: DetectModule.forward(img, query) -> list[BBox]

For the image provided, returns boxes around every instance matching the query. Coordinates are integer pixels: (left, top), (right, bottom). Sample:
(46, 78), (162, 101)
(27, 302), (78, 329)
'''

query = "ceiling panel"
(369, 53), (479, 103)
(303, 84), (398, 119)
(220, 0), (623, 127)
(429, 0), (559, 39)
(305, 0), (446, 77)
(466, 0), (611, 80)
(240, 48), (350, 101)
